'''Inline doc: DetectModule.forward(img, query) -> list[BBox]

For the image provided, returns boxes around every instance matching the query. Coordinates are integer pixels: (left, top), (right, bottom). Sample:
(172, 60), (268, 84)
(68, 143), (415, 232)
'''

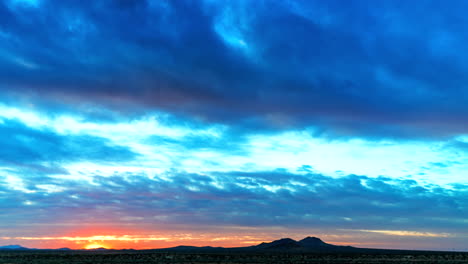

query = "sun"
(84, 243), (107, 250)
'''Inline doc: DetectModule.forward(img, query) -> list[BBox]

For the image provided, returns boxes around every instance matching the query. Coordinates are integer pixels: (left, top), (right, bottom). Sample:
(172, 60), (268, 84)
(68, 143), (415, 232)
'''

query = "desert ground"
(1, 250), (468, 264)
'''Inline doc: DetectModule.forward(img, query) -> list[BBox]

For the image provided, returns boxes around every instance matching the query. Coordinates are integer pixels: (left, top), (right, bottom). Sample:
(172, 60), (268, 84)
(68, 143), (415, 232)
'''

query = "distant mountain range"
(0, 245), (70, 251)
(0, 245), (30, 250)
(156, 236), (357, 253)
(0, 237), (459, 253)
(255, 237), (340, 250)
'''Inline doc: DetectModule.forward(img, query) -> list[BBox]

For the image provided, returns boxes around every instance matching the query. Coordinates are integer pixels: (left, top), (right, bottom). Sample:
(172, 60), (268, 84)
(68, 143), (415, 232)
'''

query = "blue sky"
(0, 0), (467, 250)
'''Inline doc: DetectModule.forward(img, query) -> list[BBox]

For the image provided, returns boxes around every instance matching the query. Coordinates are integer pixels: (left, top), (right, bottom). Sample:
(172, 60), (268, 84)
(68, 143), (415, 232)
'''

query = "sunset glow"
(84, 243), (107, 250)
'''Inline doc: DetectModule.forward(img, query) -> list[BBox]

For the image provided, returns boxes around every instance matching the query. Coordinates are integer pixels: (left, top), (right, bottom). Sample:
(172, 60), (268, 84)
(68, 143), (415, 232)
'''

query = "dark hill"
(156, 237), (357, 253)
(247, 237), (355, 252)
(0, 245), (29, 250)
(87, 247), (108, 251)
(56, 247), (72, 251)
(254, 238), (301, 250)
(161, 246), (225, 252)
(299, 236), (332, 247)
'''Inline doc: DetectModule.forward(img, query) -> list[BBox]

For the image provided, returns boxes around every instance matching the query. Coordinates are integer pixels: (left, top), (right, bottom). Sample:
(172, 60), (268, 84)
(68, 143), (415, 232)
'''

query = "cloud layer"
(1, 0), (468, 137)
(2, 170), (467, 235)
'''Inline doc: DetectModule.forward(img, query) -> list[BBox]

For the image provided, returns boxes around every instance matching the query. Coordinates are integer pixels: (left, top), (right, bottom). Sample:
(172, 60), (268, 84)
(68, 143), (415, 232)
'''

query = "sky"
(0, 0), (467, 251)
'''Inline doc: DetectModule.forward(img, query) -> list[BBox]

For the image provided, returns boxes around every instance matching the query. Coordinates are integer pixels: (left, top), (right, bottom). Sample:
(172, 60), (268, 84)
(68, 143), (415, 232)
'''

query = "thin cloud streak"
(353, 230), (453, 238)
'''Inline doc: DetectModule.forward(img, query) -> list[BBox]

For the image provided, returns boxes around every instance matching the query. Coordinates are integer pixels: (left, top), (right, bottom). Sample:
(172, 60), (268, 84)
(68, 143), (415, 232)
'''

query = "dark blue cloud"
(1, 0), (467, 138)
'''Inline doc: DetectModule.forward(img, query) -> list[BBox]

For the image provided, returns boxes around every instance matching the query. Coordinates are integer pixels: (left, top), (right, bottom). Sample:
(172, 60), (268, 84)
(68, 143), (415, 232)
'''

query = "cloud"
(355, 230), (451, 238)
(146, 130), (248, 155)
(1, 170), (467, 235)
(0, 118), (138, 176)
(0, 0), (467, 138)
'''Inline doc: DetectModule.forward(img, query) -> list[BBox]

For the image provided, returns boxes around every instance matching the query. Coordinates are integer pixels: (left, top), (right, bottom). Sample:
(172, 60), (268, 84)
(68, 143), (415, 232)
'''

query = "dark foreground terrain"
(1, 238), (468, 264)
(1, 250), (468, 264)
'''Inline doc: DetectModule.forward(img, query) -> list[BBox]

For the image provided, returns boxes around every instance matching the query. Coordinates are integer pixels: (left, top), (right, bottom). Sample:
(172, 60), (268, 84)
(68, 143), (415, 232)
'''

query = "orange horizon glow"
(1, 228), (454, 251)
(0, 234), (269, 250)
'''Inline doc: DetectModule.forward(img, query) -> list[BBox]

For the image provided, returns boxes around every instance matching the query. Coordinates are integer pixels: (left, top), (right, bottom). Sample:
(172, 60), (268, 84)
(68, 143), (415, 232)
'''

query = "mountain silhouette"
(0, 245), (74, 251)
(56, 247), (71, 250)
(254, 238), (301, 250)
(162, 246), (225, 252)
(87, 247), (108, 251)
(155, 237), (357, 253)
(299, 236), (334, 247)
(0, 245), (29, 250)
(247, 237), (352, 252)
(0, 237), (446, 253)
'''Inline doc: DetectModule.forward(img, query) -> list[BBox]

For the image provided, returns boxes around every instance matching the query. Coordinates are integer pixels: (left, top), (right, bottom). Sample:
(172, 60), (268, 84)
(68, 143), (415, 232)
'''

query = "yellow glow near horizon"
(84, 243), (107, 249)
